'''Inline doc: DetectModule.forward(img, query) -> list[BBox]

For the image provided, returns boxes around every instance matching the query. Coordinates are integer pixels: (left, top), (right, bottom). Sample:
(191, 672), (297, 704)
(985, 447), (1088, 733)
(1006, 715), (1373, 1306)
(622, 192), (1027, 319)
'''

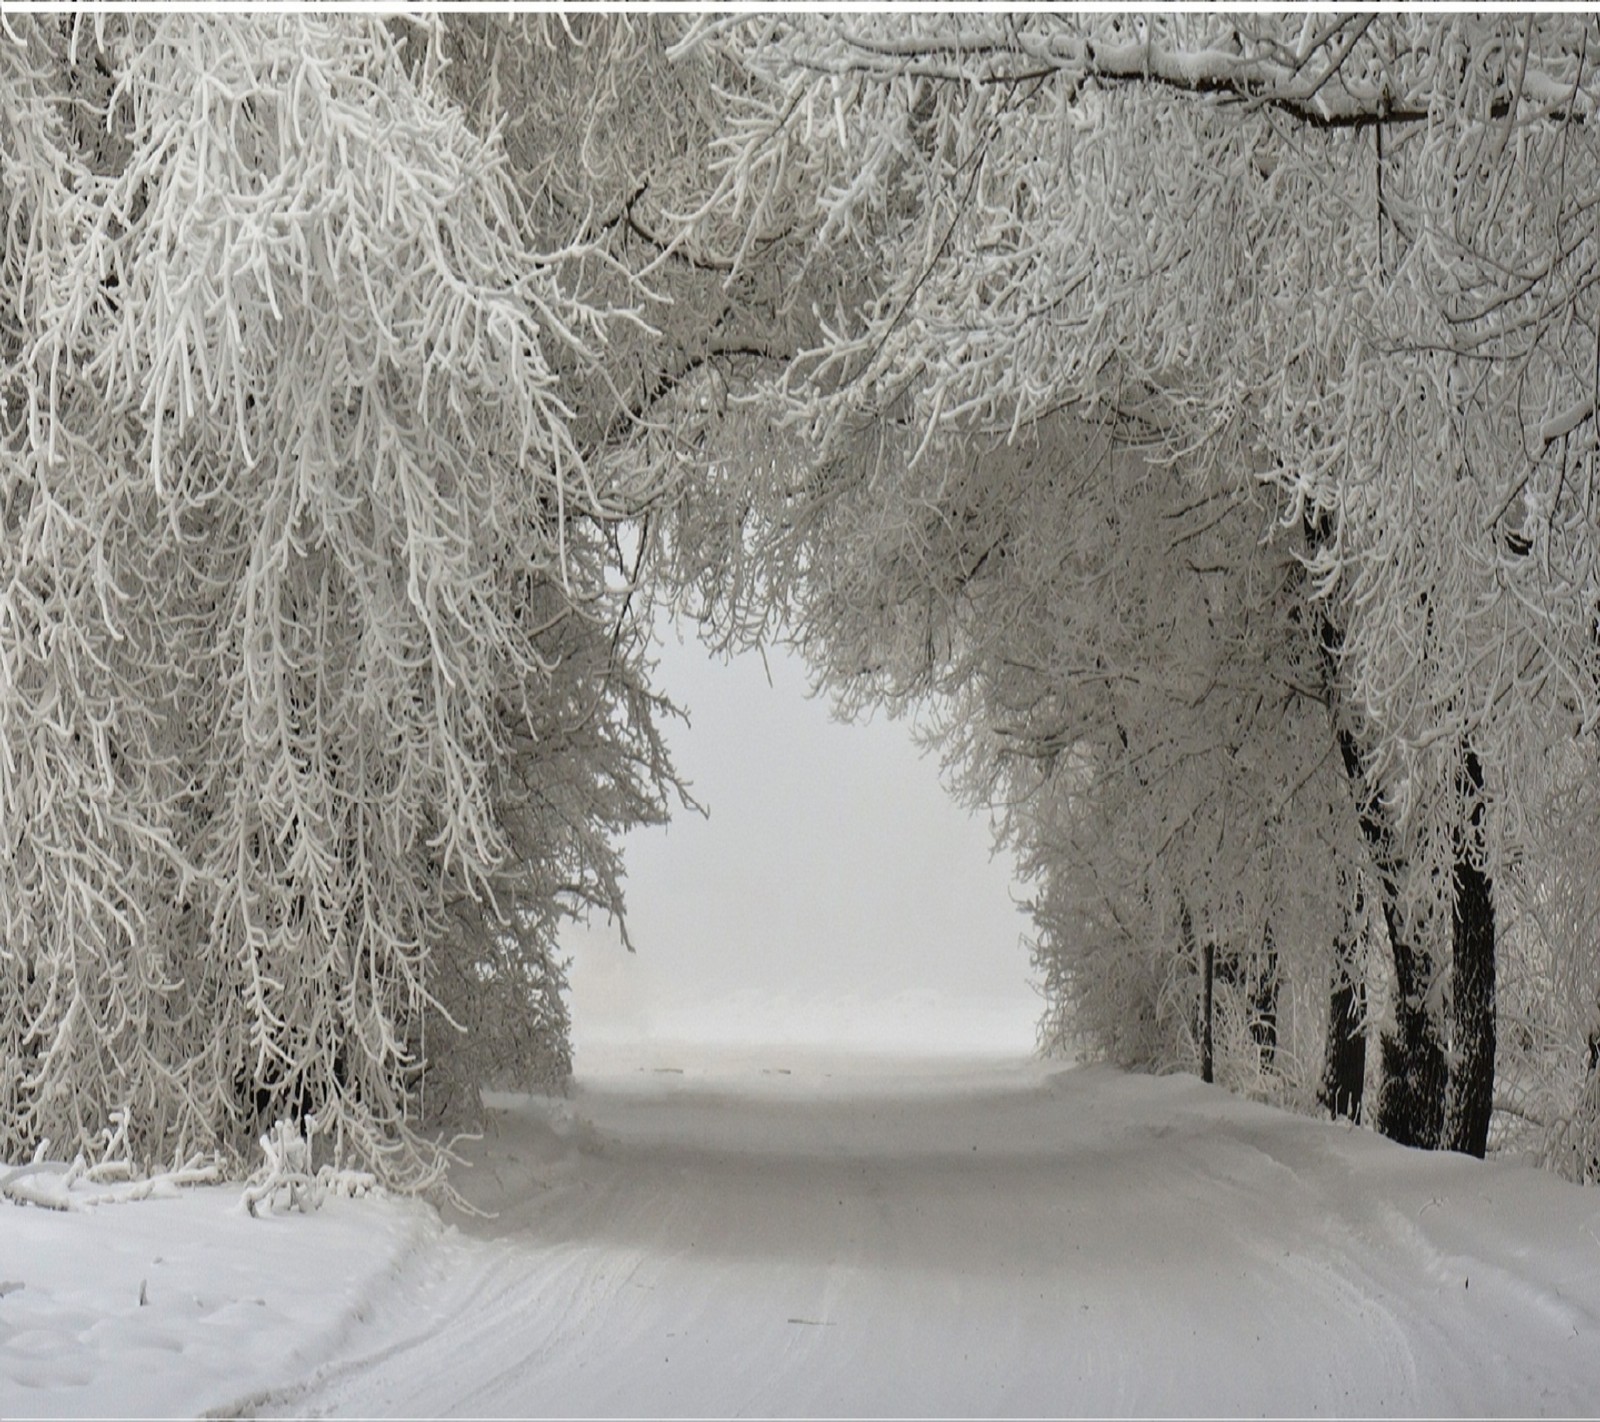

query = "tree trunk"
(1182, 902), (1214, 1084)
(1323, 979), (1367, 1120)
(1333, 719), (1446, 1148)
(1332, 734), (1445, 1140)
(1308, 574), (1446, 1149)
(1374, 918), (1448, 1149)
(1443, 748), (1495, 1158)
(1319, 887), (1366, 1121)
(1251, 925), (1280, 1072)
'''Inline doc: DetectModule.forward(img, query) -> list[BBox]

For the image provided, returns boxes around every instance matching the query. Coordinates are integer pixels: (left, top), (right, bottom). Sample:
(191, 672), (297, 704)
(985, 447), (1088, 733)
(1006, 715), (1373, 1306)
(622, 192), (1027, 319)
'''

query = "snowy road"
(256, 1053), (1600, 1418)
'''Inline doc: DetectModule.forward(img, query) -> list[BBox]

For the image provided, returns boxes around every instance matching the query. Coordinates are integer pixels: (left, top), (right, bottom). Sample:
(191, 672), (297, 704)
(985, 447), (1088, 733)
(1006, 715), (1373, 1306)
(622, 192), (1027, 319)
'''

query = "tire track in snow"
(263, 1059), (1600, 1418)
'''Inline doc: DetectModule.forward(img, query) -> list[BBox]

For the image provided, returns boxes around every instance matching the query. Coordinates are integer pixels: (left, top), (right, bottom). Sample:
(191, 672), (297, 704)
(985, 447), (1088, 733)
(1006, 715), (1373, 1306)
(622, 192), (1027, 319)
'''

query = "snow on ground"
(0, 1177), (439, 1419)
(7, 1043), (1600, 1419)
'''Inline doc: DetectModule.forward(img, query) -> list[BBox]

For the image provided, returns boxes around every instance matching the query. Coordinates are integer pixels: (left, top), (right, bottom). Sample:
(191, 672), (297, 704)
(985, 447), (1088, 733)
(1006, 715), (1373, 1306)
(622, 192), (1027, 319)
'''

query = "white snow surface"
(6, 1046), (1600, 1419)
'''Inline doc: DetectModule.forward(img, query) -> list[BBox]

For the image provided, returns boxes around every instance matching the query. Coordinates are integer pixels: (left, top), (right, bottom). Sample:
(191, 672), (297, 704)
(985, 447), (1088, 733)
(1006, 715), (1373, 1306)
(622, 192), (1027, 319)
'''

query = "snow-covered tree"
(0, 15), (680, 1187)
(661, 13), (1600, 1159)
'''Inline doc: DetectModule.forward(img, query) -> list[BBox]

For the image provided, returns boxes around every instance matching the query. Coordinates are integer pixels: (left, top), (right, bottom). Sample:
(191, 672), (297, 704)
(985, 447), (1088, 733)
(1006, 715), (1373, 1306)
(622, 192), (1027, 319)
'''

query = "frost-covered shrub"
(1032, 894), (1174, 1072)
(240, 1117), (378, 1217)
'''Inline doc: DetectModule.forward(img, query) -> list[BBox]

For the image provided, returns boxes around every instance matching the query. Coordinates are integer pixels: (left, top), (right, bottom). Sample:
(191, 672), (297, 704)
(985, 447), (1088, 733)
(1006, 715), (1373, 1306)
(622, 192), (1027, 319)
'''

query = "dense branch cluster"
(1, 15), (679, 1186)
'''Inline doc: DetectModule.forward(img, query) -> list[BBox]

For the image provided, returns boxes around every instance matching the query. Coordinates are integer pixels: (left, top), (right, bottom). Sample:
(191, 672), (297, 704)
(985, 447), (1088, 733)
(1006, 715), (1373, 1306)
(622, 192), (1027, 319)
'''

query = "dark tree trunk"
(1182, 902), (1214, 1084)
(1323, 979), (1367, 1120)
(1334, 717), (1446, 1148)
(1251, 926), (1280, 1071)
(1374, 919), (1448, 1149)
(1443, 748), (1496, 1158)
(1312, 586), (1446, 1150)
(1586, 1024), (1600, 1185)
(1319, 886), (1366, 1121)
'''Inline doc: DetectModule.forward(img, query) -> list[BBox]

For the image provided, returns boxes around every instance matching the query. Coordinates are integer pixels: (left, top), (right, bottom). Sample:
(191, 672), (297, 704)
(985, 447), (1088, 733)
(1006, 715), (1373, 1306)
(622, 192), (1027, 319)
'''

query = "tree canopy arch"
(6, 11), (1600, 1189)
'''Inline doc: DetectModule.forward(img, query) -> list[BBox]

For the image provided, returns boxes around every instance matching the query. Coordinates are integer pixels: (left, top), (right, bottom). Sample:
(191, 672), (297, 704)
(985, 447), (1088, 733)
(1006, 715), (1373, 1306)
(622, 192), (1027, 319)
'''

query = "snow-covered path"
(256, 1053), (1600, 1418)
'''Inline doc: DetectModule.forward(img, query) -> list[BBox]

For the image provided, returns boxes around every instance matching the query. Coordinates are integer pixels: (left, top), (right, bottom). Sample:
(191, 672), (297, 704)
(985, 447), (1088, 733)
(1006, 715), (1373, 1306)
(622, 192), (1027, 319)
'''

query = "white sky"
(564, 621), (1040, 1056)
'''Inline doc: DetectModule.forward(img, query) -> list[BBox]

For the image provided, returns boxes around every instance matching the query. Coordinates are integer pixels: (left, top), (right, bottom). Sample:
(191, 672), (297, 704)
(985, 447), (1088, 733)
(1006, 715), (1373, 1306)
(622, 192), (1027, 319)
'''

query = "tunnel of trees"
(4, 13), (1600, 1191)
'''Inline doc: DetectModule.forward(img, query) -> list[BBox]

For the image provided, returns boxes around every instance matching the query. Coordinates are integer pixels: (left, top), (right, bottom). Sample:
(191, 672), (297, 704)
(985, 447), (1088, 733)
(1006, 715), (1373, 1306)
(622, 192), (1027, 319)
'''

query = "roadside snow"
(6, 1049), (1600, 1418)
(1, 1181), (438, 1419)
